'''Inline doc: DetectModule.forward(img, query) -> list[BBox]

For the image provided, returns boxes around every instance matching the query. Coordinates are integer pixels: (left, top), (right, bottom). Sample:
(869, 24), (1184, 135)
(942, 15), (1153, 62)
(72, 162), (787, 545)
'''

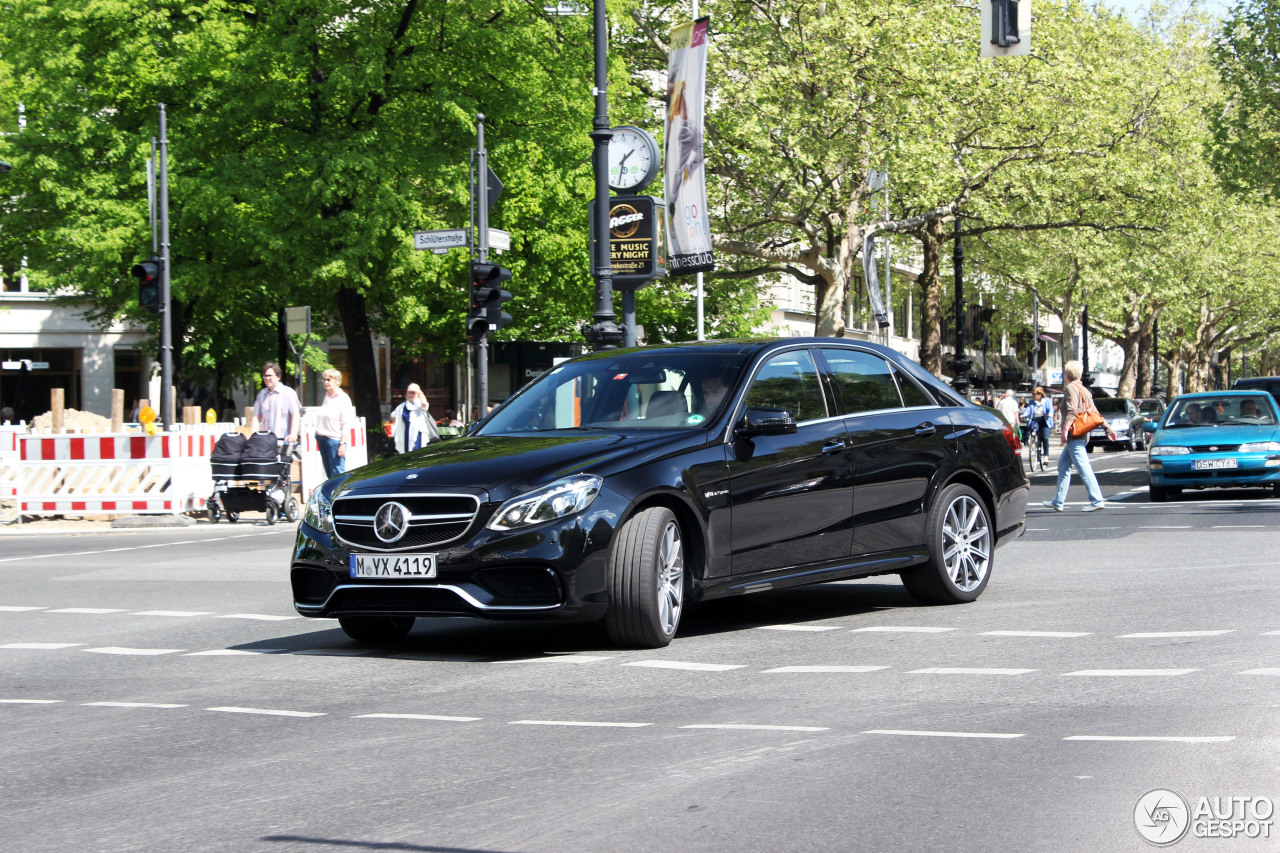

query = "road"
(1, 450), (1277, 852)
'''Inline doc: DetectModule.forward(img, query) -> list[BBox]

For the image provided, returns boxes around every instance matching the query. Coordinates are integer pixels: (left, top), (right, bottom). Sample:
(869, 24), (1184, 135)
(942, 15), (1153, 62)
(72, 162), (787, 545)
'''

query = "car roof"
(1172, 390), (1271, 400)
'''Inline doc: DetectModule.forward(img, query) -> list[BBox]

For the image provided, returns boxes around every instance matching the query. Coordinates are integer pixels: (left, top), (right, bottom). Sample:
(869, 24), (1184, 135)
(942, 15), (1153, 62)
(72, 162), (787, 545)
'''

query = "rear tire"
(227, 511), (239, 523)
(338, 615), (415, 643)
(604, 507), (685, 648)
(900, 483), (992, 605)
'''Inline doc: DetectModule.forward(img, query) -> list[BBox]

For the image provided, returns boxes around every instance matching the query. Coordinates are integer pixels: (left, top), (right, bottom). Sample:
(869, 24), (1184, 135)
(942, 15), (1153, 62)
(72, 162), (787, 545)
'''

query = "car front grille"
(333, 493), (481, 552)
(1186, 445), (1241, 453)
(476, 567), (562, 606)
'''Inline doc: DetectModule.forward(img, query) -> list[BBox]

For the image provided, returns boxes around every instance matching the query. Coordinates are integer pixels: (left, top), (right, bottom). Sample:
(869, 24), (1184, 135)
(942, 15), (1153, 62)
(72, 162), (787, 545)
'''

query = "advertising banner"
(861, 234), (890, 328)
(589, 196), (667, 289)
(664, 17), (714, 275)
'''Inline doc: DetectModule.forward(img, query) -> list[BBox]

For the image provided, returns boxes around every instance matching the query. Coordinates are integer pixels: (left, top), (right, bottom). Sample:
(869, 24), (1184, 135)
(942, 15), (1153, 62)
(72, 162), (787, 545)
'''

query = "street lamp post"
(581, 0), (624, 351)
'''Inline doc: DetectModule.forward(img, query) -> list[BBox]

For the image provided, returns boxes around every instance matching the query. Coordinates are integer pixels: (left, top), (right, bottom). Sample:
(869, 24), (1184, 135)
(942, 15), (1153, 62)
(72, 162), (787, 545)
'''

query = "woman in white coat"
(390, 383), (440, 453)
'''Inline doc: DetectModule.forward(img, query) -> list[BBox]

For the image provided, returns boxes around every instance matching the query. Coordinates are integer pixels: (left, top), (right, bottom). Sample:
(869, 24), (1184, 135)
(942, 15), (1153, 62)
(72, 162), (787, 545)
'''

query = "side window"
(744, 350), (827, 422)
(820, 348), (904, 414)
(892, 366), (934, 408)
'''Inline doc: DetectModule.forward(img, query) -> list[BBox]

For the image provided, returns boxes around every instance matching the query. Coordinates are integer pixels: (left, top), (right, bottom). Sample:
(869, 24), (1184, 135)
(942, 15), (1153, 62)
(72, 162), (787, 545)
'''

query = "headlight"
(487, 474), (602, 531)
(303, 489), (334, 533)
(1239, 440), (1280, 452)
(1110, 418), (1130, 430)
(1149, 445), (1190, 456)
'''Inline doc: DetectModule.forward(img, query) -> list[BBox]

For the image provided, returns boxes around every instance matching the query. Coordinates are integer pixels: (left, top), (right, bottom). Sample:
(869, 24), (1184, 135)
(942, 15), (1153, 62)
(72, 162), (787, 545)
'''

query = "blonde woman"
(316, 369), (357, 478)
(1043, 360), (1112, 512)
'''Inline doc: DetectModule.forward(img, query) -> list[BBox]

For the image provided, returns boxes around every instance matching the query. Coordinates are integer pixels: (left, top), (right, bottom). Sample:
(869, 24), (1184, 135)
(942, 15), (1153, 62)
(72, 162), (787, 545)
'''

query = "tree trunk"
(814, 264), (845, 338)
(917, 218), (944, 376)
(1136, 331), (1150, 397)
(337, 283), (384, 456)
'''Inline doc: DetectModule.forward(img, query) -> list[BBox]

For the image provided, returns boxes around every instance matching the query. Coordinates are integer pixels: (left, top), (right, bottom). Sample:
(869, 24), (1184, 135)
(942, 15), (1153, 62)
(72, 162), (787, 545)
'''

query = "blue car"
(1144, 390), (1280, 502)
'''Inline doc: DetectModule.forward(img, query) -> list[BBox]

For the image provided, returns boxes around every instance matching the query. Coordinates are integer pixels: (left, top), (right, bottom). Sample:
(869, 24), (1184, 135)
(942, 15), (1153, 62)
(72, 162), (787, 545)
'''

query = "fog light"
(1149, 460), (1163, 470)
(1265, 456), (1280, 468)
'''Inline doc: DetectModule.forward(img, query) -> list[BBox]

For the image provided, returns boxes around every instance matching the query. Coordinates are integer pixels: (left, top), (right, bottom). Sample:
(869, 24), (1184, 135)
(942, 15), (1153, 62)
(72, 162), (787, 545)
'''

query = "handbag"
(1069, 400), (1106, 439)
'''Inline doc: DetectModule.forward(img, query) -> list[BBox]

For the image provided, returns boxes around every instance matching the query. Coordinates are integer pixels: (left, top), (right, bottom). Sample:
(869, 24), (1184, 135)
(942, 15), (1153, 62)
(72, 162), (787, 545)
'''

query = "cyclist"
(1025, 386), (1054, 466)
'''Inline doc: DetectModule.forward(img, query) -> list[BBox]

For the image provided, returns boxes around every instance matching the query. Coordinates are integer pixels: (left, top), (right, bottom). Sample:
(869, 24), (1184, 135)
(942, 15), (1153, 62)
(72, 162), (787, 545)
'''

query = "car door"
(818, 347), (955, 556)
(727, 348), (854, 575)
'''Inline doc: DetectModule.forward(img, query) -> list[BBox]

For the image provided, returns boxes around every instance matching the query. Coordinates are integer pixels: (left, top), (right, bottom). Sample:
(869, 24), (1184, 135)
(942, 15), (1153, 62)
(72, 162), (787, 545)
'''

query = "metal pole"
(584, 0), (622, 350)
(1031, 286), (1039, 388)
(157, 104), (173, 431)
(1081, 287), (1091, 388)
(476, 115), (489, 412)
(1152, 317), (1160, 396)
(883, 175), (892, 342)
(693, 0), (704, 341)
(950, 216), (971, 396)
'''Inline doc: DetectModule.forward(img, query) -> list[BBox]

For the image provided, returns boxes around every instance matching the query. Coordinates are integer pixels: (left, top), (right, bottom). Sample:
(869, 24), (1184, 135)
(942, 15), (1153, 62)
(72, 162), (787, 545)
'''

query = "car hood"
(1154, 424), (1280, 446)
(333, 430), (711, 501)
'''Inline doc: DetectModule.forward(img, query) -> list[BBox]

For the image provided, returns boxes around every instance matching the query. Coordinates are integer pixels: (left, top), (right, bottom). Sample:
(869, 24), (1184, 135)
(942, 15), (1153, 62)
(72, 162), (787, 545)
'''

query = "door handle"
(914, 423), (936, 437)
(821, 439), (847, 455)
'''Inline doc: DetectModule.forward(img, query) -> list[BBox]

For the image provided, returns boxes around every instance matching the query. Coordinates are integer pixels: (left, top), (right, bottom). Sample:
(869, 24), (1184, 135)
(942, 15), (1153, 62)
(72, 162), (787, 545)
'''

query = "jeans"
(1052, 438), (1105, 507)
(1031, 419), (1050, 457)
(316, 434), (345, 480)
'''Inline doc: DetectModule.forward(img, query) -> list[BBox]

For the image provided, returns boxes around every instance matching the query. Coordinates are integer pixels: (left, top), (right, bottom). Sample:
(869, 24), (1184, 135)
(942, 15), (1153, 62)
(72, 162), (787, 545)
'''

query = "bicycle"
(1026, 422), (1048, 473)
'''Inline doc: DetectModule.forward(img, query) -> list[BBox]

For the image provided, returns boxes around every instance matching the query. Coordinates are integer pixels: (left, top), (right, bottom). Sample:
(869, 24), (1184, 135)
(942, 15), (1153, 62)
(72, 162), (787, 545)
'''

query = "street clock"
(607, 125), (660, 193)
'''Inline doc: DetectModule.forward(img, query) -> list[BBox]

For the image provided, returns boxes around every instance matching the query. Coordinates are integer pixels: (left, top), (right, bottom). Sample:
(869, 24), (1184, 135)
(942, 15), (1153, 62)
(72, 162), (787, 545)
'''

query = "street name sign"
(414, 229), (468, 254)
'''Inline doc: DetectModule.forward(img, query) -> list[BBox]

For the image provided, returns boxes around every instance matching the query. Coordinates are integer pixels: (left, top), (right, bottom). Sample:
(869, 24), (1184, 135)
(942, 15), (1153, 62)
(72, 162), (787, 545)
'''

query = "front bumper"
(1148, 453), (1280, 489)
(290, 486), (631, 622)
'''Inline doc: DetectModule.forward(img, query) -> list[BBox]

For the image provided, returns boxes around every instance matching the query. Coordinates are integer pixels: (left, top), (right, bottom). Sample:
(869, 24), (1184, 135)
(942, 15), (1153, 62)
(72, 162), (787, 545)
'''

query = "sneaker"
(1082, 502), (1107, 512)
(1041, 500), (1064, 512)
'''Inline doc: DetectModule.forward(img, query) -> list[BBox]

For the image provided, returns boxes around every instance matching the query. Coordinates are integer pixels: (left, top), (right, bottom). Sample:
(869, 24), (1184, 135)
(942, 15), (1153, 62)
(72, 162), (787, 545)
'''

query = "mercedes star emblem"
(374, 501), (410, 543)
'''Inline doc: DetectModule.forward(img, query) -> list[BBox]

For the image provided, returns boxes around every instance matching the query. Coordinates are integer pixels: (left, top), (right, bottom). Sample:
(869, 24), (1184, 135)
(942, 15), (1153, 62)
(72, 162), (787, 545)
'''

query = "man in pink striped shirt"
(251, 362), (300, 442)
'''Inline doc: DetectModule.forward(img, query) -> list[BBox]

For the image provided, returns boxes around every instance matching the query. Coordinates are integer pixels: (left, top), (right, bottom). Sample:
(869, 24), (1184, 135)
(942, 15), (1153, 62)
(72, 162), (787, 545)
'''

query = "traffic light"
(131, 257), (162, 314)
(991, 0), (1020, 48)
(467, 262), (513, 341)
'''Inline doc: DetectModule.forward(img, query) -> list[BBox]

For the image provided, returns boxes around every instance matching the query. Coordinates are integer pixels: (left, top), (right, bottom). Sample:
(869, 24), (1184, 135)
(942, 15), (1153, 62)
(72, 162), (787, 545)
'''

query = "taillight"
(1003, 423), (1022, 454)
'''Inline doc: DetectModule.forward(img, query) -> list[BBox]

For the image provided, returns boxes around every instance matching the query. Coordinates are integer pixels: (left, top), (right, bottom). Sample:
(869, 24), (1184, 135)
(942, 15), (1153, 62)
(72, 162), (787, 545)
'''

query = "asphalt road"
(1, 450), (1277, 853)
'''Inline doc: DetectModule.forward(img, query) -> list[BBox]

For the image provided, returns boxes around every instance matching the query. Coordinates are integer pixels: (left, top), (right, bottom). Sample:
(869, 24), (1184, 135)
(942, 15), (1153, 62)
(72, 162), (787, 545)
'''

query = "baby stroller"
(208, 431), (301, 525)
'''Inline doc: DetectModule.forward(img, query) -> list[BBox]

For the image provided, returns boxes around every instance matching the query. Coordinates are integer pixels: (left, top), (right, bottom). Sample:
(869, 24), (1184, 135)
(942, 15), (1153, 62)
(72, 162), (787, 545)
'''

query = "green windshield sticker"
(686, 414), (706, 425)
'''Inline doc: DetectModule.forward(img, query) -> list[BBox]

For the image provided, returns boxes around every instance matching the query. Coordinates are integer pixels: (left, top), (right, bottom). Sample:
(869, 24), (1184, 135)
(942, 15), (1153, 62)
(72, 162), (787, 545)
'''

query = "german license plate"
(1192, 458), (1238, 471)
(349, 553), (437, 579)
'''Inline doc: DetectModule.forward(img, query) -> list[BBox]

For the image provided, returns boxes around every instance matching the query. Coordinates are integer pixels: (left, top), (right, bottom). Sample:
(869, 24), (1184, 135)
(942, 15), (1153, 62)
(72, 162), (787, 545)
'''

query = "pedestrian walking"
(1043, 361), (1113, 512)
(390, 383), (440, 453)
(315, 368), (357, 479)
(997, 389), (1021, 436)
(251, 362), (300, 443)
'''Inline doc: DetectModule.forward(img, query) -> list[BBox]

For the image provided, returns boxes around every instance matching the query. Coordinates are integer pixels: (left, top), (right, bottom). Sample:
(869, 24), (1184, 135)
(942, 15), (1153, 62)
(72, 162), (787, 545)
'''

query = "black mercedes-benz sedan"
(291, 338), (1029, 648)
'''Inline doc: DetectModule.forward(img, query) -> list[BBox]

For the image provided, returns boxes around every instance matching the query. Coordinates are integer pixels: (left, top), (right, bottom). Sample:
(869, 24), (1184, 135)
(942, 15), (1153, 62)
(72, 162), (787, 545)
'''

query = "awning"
(1038, 333), (1060, 343)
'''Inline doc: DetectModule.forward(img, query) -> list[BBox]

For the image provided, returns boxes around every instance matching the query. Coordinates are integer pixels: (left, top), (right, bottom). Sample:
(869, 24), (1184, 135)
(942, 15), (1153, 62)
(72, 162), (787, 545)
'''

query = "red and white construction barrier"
(0, 426), (22, 500)
(17, 431), (215, 515)
(11, 419), (368, 517)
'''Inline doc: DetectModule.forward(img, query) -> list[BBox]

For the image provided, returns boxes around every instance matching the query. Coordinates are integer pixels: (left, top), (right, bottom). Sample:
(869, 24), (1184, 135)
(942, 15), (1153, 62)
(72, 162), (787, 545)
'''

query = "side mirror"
(1143, 421), (1157, 434)
(735, 406), (798, 437)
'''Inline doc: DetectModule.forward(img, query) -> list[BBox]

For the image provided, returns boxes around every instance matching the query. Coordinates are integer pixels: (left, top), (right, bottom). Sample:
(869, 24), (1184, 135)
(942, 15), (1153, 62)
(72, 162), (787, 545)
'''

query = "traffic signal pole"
(475, 115), (490, 415)
(157, 103), (173, 431)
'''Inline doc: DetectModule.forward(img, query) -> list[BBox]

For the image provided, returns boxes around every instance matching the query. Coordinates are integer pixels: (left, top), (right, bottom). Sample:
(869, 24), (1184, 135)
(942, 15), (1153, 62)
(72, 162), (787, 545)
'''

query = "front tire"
(901, 484), (992, 605)
(605, 507), (685, 648)
(338, 615), (415, 643)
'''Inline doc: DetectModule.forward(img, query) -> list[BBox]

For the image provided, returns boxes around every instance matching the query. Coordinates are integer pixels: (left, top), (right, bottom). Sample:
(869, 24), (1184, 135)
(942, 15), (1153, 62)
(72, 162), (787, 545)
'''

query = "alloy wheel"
(657, 519), (685, 636)
(941, 495), (991, 593)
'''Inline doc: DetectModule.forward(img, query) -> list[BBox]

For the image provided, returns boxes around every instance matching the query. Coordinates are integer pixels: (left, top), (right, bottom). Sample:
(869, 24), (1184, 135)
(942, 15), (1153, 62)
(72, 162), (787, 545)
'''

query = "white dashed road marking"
(506, 655), (615, 664)
(183, 649), (286, 656)
(356, 713), (481, 722)
(47, 608), (127, 614)
(1063, 735), (1235, 743)
(909, 667), (1038, 675)
(215, 614), (300, 621)
(982, 631), (1092, 638)
(1, 642), (83, 649)
(1118, 631), (1234, 638)
(1238, 668), (1280, 675)
(682, 724), (829, 732)
(0, 606), (46, 612)
(755, 625), (843, 632)
(206, 706), (325, 718)
(625, 660), (746, 672)
(83, 702), (186, 709)
(512, 720), (653, 728)
(82, 647), (185, 656)
(0, 699), (62, 704)
(849, 626), (953, 633)
(1065, 669), (1200, 677)
(761, 665), (889, 674)
(133, 610), (214, 618)
(863, 729), (1024, 739)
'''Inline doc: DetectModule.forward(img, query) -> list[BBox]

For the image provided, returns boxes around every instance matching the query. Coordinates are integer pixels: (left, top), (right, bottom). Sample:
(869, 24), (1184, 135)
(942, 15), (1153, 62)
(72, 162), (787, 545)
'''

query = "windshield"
(1164, 395), (1277, 427)
(478, 351), (751, 434)
(1095, 398), (1132, 415)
